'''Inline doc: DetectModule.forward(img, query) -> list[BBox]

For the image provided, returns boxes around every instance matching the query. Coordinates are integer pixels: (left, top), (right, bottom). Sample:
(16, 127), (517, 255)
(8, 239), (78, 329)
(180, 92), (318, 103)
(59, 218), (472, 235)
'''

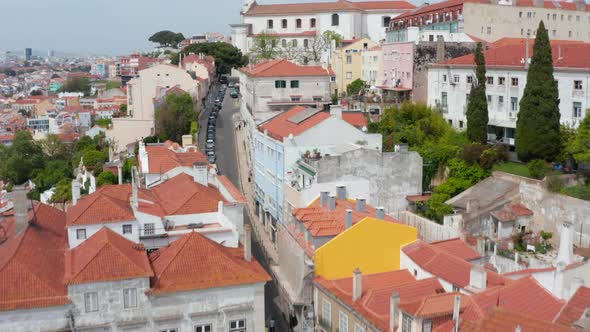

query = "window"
(487, 95), (492, 103)
(487, 26), (491, 35)
(527, 12), (531, 18)
(122, 224), (132, 234)
(459, 120), (464, 128)
(568, 15), (572, 21)
(346, 55), (352, 64)
(511, 77), (519, 86)
(499, 96), (504, 107)
(574, 102), (583, 118)
(282, 19), (287, 29)
(569, 31), (572, 38)
(467, 75), (473, 84)
(303, 39), (309, 48)
(383, 16), (391, 27)
(443, 74), (447, 82)
(313, 97), (322, 102)
(322, 300), (332, 327)
(310, 18), (316, 28)
(296, 18), (302, 28)
(160, 329), (177, 332)
(547, 13), (550, 20)
(441, 92), (448, 108)
(267, 20), (274, 29)
(574, 80), (583, 90)
(290, 97), (301, 102)
(552, 30), (557, 37)
(290, 80), (299, 88)
(275, 80), (287, 88)
(332, 13), (339, 26)
(123, 288), (137, 308)
(452, 285), (460, 292)
(355, 324), (365, 332)
(553, 13), (557, 20)
(229, 319), (246, 332)
(346, 72), (352, 79)
(511, 97), (518, 111)
(577, 15), (580, 22)
(339, 311), (349, 332)
(423, 320), (433, 332)
(498, 77), (506, 85)
(195, 324), (212, 332)
(292, 39), (298, 47)
(76, 228), (87, 240)
(518, 11), (522, 18)
(84, 292), (98, 312)
(402, 314), (413, 332)
(281, 39), (287, 47)
(453, 75), (460, 83)
(144, 223), (155, 235)
(486, 76), (494, 85)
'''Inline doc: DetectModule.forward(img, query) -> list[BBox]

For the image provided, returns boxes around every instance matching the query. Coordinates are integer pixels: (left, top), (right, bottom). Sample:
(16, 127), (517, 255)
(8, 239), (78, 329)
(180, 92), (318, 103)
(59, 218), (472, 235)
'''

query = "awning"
(488, 118), (516, 129)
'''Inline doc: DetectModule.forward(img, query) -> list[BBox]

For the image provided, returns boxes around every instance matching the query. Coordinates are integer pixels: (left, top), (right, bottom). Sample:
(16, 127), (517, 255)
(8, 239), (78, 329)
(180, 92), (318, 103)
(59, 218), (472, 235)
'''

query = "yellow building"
(331, 38), (378, 97)
(314, 217), (417, 279)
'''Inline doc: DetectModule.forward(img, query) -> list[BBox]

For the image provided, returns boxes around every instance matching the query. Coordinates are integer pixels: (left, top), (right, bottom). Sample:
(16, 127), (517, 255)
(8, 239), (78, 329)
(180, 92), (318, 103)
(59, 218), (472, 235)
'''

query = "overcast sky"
(1, 0), (387, 56)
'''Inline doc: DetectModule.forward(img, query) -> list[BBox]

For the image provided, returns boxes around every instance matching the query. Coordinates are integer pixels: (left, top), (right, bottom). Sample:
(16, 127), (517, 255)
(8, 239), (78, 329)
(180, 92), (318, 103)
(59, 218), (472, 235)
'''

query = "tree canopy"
(346, 79), (366, 96)
(149, 30), (185, 48)
(466, 42), (489, 144)
(516, 21), (561, 161)
(155, 92), (196, 143)
(61, 77), (91, 96)
(0, 131), (45, 185)
(172, 42), (248, 74)
(571, 111), (590, 163)
(249, 33), (282, 62)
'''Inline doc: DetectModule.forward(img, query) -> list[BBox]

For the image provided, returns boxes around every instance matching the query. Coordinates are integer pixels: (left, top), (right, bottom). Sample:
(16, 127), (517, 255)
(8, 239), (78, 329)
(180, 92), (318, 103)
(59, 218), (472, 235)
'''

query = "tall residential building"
(24, 48), (32, 61)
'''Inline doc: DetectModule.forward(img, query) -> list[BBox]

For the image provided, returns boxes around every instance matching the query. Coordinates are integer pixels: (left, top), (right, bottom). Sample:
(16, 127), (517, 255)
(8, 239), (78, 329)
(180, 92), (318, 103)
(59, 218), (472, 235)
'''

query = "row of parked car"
(205, 85), (228, 164)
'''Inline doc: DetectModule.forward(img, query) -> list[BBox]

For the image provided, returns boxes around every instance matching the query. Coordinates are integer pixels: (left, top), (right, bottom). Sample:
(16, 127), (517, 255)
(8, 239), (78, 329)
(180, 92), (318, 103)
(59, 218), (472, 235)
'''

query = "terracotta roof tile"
(0, 204), (69, 311)
(143, 144), (207, 174)
(461, 308), (576, 332)
(149, 231), (270, 294)
(259, 106), (331, 142)
(315, 270), (443, 331)
(399, 292), (467, 318)
(341, 112), (368, 129)
(66, 185), (135, 226)
(217, 175), (247, 204)
(431, 238), (481, 261)
(240, 59), (334, 77)
(555, 286), (590, 327)
(245, 0), (414, 15)
(64, 227), (153, 284)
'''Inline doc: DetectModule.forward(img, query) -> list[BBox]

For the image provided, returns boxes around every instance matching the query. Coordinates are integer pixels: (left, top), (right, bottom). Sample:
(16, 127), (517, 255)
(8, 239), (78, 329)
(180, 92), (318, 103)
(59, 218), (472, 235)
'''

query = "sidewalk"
(232, 112), (279, 265)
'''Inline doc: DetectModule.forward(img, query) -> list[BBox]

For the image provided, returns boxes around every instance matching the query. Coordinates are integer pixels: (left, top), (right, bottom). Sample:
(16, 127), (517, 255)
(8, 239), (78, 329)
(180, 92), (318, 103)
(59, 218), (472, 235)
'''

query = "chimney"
(131, 166), (139, 208)
(376, 207), (385, 220)
(192, 161), (209, 186)
(525, 32), (530, 70)
(336, 185), (347, 200)
(557, 222), (574, 265)
(328, 194), (336, 211)
(117, 164), (123, 185)
(452, 294), (462, 331)
(329, 105), (343, 118)
(515, 324), (522, 332)
(352, 268), (362, 301)
(390, 291), (400, 332)
(345, 209), (353, 229)
(469, 265), (487, 290)
(182, 134), (193, 147)
(320, 191), (330, 207)
(436, 35), (445, 62)
(178, 53), (183, 68)
(244, 224), (252, 262)
(356, 198), (366, 212)
(12, 186), (29, 235)
(89, 174), (96, 194)
(71, 180), (81, 206)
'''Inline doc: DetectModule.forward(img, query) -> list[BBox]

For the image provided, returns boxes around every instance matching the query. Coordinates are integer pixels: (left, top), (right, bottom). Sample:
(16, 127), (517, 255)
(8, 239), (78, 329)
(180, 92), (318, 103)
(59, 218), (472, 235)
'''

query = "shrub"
(97, 171), (117, 186)
(545, 175), (565, 193)
(461, 143), (487, 165)
(528, 159), (549, 179)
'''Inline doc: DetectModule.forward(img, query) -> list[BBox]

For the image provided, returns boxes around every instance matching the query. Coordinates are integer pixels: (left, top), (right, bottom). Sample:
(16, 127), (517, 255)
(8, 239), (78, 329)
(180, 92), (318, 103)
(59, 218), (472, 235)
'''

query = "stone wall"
(313, 149), (423, 214)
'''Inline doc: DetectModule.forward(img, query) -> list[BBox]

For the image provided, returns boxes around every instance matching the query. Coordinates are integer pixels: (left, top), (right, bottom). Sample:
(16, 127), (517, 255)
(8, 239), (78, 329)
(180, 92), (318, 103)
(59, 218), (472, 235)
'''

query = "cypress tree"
(516, 21), (561, 161)
(466, 42), (489, 144)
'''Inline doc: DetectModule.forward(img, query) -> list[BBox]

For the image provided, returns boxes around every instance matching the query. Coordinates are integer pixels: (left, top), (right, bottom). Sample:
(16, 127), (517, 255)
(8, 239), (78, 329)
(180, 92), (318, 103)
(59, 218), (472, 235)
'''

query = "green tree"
(82, 149), (107, 170)
(346, 79), (366, 96)
(0, 131), (45, 185)
(30, 89), (43, 96)
(148, 30), (185, 48)
(33, 160), (71, 193)
(155, 92), (196, 143)
(97, 171), (117, 186)
(516, 21), (561, 161)
(306, 31), (343, 63)
(249, 33), (281, 61)
(571, 111), (590, 163)
(122, 158), (137, 183)
(172, 42), (248, 74)
(466, 42), (489, 144)
(61, 77), (91, 96)
(51, 179), (72, 208)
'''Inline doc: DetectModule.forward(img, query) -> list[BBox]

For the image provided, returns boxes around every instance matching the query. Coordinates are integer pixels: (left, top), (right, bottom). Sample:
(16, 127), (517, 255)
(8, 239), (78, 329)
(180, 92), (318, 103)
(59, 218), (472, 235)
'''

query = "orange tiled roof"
(341, 111), (368, 129)
(142, 144), (207, 174)
(240, 59), (334, 77)
(149, 173), (227, 215)
(259, 106), (331, 142)
(292, 197), (398, 238)
(461, 308), (576, 332)
(217, 175), (247, 204)
(0, 203), (70, 311)
(64, 227), (153, 284)
(440, 42), (590, 69)
(430, 238), (481, 261)
(554, 286), (590, 327)
(315, 270), (444, 331)
(245, 0), (414, 15)
(402, 240), (507, 288)
(66, 185), (135, 226)
(149, 231), (270, 294)
(400, 292), (467, 318)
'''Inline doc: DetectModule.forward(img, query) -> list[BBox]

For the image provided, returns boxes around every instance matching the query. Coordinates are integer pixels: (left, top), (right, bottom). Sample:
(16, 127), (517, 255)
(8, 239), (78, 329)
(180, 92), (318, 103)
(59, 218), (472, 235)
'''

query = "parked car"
(230, 90), (238, 98)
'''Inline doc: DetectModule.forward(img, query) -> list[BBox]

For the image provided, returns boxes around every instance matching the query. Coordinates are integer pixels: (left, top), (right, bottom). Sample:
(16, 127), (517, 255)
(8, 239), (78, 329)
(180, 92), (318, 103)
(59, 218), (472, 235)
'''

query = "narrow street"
(199, 82), (290, 331)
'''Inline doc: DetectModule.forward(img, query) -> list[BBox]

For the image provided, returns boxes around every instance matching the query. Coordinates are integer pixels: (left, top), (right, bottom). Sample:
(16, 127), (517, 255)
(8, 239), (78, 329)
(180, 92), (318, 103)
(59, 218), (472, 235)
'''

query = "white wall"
(0, 305), (70, 332)
(68, 220), (139, 248)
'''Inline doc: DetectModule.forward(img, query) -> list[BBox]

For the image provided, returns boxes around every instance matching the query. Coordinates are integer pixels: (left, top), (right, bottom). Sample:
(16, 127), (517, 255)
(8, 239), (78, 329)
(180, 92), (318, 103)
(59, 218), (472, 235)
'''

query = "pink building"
(380, 41), (415, 102)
